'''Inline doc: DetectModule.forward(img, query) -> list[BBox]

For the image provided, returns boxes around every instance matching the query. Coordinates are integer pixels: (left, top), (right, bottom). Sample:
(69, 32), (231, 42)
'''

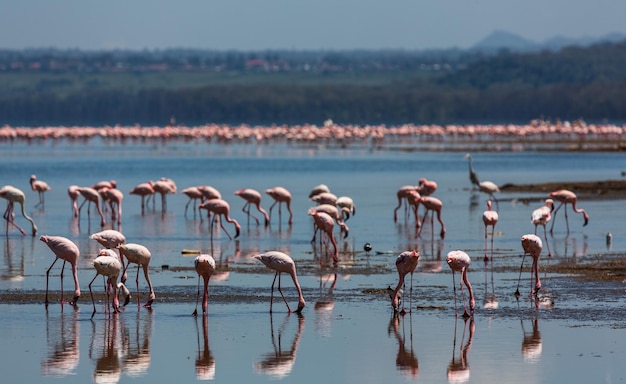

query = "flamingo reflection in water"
(314, 272), (337, 338)
(388, 312), (419, 379)
(195, 314), (215, 380)
(447, 317), (475, 384)
(41, 310), (80, 378)
(521, 317), (542, 364)
(90, 316), (123, 384)
(254, 313), (305, 379)
(122, 312), (153, 378)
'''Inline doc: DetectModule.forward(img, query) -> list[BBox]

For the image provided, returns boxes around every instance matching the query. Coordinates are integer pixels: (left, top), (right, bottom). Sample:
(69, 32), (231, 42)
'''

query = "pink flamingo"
(446, 250), (475, 318)
(88, 249), (131, 318)
(102, 187), (123, 226)
(198, 198), (241, 240)
(310, 192), (338, 206)
(91, 180), (116, 191)
(67, 185), (80, 218)
(90, 229), (126, 250)
(41, 235), (80, 306)
(0, 185), (38, 236)
(265, 186), (293, 225)
(516, 234), (543, 298)
(77, 187), (106, 227)
(308, 184), (331, 199)
(129, 181), (155, 214)
(393, 185), (420, 222)
(479, 181), (500, 209)
(181, 186), (205, 217)
(549, 189), (589, 234)
(391, 250), (420, 314)
(416, 195), (446, 239)
(336, 196), (356, 220)
(118, 243), (155, 308)
(253, 251), (306, 313)
(234, 188), (269, 226)
(192, 254), (216, 316)
(153, 178), (177, 211)
(482, 200), (498, 261)
(308, 204), (349, 239)
(197, 185), (222, 201)
(308, 209), (339, 264)
(30, 174), (51, 208)
(532, 199), (554, 257)
(418, 177), (437, 196)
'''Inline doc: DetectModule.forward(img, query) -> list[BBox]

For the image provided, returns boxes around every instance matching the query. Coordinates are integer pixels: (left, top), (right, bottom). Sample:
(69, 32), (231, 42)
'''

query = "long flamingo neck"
(462, 269), (475, 311)
(17, 202), (38, 235)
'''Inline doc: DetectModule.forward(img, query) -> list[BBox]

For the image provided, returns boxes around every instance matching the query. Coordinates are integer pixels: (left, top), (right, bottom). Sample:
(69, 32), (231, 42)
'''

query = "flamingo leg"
(45, 258), (59, 305)
(193, 274), (201, 316)
(276, 273), (291, 313)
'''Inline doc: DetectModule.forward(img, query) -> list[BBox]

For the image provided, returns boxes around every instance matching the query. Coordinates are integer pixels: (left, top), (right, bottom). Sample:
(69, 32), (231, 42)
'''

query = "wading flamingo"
(199, 198), (241, 240)
(308, 209), (339, 264)
(181, 186), (204, 217)
(197, 185), (222, 201)
(532, 199), (554, 257)
(482, 200), (498, 261)
(90, 229), (126, 251)
(336, 196), (356, 220)
(417, 178), (437, 196)
(265, 187), (293, 225)
(253, 251), (306, 313)
(416, 195), (446, 239)
(30, 174), (51, 208)
(308, 204), (349, 239)
(77, 187), (106, 227)
(0, 185), (38, 236)
(516, 234), (543, 298)
(446, 250), (475, 319)
(310, 192), (338, 206)
(308, 184), (331, 199)
(153, 178), (177, 211)
(479, 181), (500, 209)
(391, 250), (420, 315)
(393, 185), (420, 222)
(118, 243), (155, 308)
(234, 188), (269, 226)
(88, 249), (130, 318)
(192, 254), (216, 316)
(549, 189), (589, 234)
(102, 187), (123, 226)
(129, 181), (155, 214)
(68, 185), (80, 218)
(41, 235), (80, 306)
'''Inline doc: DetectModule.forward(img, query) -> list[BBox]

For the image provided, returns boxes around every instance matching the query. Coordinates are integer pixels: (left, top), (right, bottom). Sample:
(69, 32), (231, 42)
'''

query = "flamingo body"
(193, 254), (216, 316)
(446, 250), (475, 318)
(41, 235), (80, 305)
(253, 251), (305, 313)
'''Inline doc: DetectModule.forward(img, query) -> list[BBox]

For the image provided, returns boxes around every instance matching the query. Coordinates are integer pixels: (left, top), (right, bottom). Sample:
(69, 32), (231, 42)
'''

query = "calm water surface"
(0, 140), (625, 383)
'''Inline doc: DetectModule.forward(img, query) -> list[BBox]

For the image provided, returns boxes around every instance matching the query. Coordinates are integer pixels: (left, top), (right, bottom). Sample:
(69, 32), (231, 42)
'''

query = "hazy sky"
(3, 0), (626, 51)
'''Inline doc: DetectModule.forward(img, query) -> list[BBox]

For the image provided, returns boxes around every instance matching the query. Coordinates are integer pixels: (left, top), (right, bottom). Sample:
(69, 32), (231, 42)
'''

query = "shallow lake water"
(0, 139), (625, 383)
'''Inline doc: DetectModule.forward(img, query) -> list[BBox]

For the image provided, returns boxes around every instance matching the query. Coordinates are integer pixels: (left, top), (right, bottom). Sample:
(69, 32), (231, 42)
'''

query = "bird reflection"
(521, 318), (542, 363)
(447, 317), (475, 384)
(122, 311), (153, 378)
(90, 316), (123, 384)
(254, 313), (305, 379)
(388, 312), (419, 378)
(41, 309), (80, 377)
(195, 314), (215, 380)
(314, 272), (337, 338)
(482, 263), (498, 310)
(418, 237), (443, 273)
(0, 237), (25, 282)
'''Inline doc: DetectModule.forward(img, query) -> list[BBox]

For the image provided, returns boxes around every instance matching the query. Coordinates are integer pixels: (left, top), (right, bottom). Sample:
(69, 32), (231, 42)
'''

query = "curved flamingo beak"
(234, 228), (240, 238)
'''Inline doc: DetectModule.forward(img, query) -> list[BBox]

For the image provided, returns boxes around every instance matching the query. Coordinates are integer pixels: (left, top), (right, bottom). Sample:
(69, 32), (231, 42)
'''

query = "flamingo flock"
(0, 121), (624, 150)
(9, 148), (592, 321)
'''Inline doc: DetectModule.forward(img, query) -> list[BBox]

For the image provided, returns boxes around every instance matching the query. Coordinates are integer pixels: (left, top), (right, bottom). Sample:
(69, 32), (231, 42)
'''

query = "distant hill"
(472, 30), (626, 53)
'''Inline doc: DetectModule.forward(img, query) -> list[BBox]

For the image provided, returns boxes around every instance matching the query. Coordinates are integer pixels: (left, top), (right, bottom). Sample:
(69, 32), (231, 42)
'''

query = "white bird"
(532, 199), (554, 257)
(118, 243), (155, 308)
(88, 249), (130, 318)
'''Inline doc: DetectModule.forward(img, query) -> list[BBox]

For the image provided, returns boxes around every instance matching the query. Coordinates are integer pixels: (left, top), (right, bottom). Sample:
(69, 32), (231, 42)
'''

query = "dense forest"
(1, 41), (626, 126)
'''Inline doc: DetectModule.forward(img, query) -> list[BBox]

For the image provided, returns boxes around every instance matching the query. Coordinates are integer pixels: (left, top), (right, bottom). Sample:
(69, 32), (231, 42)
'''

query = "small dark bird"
(363, 243), (372, 254)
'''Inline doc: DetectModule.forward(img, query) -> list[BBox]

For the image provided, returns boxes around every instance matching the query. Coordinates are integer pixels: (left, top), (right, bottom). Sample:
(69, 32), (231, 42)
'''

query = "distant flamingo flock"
(1, 150), (591, 318)
(0, 120), (625, 150)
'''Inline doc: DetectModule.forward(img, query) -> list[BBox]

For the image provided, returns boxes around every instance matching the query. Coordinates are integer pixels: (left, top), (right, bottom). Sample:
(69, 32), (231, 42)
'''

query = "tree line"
(1, 41), (626, 126)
